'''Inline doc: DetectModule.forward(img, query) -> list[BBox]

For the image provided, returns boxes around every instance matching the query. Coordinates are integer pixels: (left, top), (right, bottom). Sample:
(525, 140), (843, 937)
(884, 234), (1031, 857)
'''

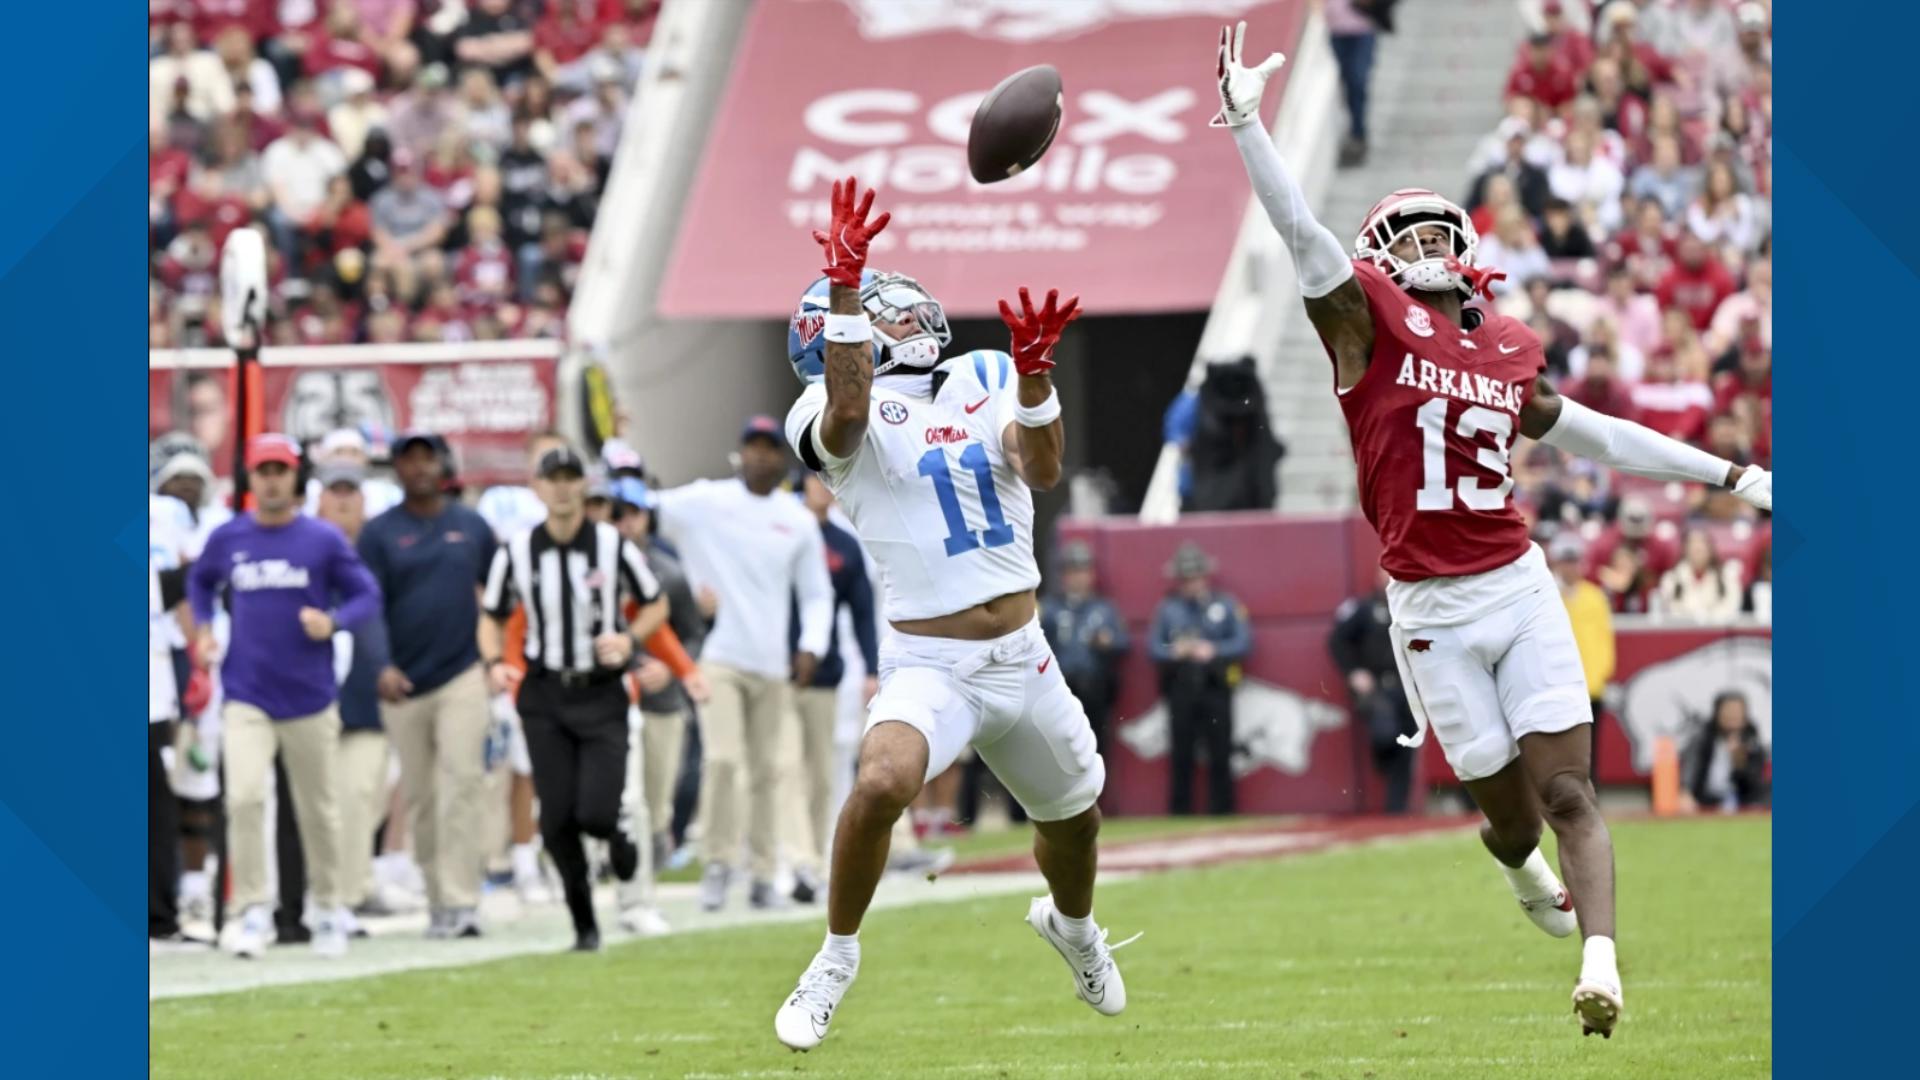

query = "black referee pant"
(518, 672), (638, 937)
(149, 722), (181, 938)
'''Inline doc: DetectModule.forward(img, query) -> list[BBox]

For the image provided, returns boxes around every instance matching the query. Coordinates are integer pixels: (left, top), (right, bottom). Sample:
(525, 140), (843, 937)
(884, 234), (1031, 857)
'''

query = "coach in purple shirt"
(187, 433), (381, 959)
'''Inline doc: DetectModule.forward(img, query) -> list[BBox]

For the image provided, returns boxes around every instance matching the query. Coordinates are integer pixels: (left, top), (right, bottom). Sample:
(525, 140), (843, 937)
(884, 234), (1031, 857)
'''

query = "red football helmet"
(1353, 188), (1487, 299)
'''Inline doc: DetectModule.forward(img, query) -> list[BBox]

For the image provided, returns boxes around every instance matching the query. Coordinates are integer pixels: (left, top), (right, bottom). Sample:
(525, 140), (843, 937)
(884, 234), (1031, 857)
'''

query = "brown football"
(967, 65), (1064, 184)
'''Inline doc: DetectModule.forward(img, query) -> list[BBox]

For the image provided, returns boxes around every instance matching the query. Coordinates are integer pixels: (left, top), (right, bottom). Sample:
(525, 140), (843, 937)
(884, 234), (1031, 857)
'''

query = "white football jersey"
(786, 350), (1040, 622)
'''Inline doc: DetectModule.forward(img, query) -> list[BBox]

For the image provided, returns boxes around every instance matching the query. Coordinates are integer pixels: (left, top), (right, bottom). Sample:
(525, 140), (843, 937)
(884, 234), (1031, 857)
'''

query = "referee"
(479, 447), (668, 951)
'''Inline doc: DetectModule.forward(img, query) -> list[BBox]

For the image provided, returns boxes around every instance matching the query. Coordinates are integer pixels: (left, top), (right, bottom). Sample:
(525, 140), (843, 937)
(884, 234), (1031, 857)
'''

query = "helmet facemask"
(1354, 194), (1482, 300)
(862, 272), (951, 377)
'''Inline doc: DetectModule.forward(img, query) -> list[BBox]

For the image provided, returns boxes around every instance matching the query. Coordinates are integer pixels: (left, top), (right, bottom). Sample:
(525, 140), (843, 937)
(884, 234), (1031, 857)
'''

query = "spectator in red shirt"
(1608, 197), (1677, 291)
(1656, 233), (1737, 331)
(1589, 496), (1675, 613)
(536, 0), (605, 87)
(231, 82), (289, 152)
(190, 0), (278, 47)
(1561, 342), (1638, 422)
(1712, 336), (1771, 413)
(304, 2), (383, 89)
(1706, 258), (1769, 357)
(1506, 33), (1578, 114)
(1523, 1), (1593, 74)
(1630, 344), (1714, 445)
(316, 173), (373, 258)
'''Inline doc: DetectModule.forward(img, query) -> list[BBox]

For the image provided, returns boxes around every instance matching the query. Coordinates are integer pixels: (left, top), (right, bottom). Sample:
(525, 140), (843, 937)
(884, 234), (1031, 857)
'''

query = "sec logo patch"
(1404, 306), (1434, 338)
(879, 401), (909, 425)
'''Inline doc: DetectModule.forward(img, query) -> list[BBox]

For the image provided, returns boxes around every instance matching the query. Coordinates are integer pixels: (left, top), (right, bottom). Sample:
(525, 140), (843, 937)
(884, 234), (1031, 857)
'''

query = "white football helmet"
(1353, 188), (1484, 299)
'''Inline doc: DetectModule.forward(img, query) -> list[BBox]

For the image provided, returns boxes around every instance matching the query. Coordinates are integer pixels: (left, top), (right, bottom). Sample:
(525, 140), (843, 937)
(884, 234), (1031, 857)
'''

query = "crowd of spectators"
(150, 1), (658, 351)
(1476, 0), (1772, 622)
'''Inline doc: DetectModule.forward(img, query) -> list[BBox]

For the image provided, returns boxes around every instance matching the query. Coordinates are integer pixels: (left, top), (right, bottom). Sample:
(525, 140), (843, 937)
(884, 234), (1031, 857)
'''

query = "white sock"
(1053, 909), (1100, 949)
(1582, 936), (1619, 984)
(822, 931), (860, 970)
(511, 842), (542, 882)
(179, 870), (211, 903)
(1497, 848), (1559, 901)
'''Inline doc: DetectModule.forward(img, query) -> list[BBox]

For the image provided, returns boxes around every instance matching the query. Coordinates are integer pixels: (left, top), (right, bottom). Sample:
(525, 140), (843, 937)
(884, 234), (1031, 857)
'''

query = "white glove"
(1211, 21), (1287, 129)
(1732, 466), (1771, 512)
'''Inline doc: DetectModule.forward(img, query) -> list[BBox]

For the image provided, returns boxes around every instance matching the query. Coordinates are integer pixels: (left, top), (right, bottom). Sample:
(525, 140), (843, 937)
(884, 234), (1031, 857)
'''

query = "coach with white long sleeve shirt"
(654, 415), (833, 912)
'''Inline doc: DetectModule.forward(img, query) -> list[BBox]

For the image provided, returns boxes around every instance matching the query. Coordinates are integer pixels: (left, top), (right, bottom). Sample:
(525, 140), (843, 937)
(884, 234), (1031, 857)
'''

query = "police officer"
(1149, 543), (1251, 816)
(1328, 570), (1416, 814)
(1039, 540), (1130, 762)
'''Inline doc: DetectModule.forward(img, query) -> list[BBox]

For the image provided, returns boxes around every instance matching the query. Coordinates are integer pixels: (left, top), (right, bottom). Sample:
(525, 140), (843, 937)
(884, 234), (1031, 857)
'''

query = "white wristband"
(823, 314), (872, 344)
(1014, 388), (1062, 428)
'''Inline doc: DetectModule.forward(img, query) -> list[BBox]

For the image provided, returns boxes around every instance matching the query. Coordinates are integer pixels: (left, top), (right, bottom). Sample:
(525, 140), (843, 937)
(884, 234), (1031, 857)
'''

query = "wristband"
(1014, 388), (1062, 428)
(824, 314), (873, 344)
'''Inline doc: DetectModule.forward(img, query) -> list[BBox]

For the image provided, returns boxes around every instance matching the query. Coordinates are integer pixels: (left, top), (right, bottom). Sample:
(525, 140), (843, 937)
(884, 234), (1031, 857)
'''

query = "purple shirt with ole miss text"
(188, 513), (382, 721)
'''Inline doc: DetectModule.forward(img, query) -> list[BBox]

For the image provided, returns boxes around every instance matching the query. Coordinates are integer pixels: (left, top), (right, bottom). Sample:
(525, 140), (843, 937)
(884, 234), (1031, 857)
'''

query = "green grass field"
(150, 816), (1770, 1080)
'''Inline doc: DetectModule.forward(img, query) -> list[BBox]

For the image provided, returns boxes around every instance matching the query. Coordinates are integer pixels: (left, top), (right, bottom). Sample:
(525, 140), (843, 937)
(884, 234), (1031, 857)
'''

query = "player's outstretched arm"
(1521, 378), (1772, 510)
(1213, 21), (1374, 386)
(812, 176), (891, 458)
(997, 286), (1080, 491)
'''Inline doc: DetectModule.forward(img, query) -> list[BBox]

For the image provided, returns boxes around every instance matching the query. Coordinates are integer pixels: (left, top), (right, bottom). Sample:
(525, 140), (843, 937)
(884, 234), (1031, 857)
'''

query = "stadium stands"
(149, 0), (659, 350)
(1486, 0), (1772, 616)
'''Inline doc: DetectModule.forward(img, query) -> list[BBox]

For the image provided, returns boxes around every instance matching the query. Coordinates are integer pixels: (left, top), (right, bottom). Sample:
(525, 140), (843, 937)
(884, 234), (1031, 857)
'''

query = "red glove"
(997, 287), (1082, 376)
(182, 664), (213, 717)
(812, 176), (891, 288)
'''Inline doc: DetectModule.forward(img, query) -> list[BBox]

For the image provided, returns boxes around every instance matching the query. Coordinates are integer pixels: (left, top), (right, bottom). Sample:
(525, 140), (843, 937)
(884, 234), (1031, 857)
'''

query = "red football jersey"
(1328, 260), (1545, 582)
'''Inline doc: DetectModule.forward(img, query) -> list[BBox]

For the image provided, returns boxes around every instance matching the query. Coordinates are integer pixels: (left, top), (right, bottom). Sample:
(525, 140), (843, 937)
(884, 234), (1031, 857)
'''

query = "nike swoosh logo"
(1498, 343), (1521, 354)
(1039, 657), (1052, 674)
(965, 397), (990, 414)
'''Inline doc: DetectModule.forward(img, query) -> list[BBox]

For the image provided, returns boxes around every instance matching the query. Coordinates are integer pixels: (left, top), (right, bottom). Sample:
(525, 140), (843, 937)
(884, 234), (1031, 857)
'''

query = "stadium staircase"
(1270, 0), (1526, 512)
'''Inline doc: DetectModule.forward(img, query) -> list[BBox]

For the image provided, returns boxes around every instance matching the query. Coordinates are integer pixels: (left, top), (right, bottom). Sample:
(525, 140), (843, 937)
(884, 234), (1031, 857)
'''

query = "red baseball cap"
(245, 433), (302, 471)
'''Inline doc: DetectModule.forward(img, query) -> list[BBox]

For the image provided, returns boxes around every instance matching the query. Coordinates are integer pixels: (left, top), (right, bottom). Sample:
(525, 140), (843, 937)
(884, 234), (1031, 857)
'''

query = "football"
(967, 65), (1064, 183)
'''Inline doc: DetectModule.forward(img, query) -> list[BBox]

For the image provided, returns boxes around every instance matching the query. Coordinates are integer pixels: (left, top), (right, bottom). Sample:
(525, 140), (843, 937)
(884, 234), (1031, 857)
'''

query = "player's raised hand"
(1731, 466), (1771, 511)
(998, 287), (1082, 376)
(1211, 21), (1287, 129)
(813, 176), (891, 287)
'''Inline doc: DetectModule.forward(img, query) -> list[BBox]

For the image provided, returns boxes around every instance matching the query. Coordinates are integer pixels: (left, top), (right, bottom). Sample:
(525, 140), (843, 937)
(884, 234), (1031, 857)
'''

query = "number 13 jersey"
(786, 349), (1040, 622)
(1327, 259), (1545, 584)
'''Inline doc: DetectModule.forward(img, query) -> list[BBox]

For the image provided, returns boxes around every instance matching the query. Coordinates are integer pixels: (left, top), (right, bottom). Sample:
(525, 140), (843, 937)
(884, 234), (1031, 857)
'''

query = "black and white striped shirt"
(483, 520), (662, 674)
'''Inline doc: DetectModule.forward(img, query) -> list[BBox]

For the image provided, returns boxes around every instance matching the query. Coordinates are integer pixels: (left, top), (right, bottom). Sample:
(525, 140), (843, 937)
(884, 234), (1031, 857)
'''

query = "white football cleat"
(311, 907), (349, 958)
(618, 903), (671, 938)
(1024, 896), (1138, 1017)
(1573, 976), (1624, 1038)
(226, 905), (272, 960)
(1517, 883), (1579, 939)
(774, 952), (856, 1052)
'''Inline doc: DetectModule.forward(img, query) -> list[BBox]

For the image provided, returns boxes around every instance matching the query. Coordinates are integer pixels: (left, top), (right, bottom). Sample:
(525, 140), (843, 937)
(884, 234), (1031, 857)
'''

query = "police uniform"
(1149, 545), (1251, 815)
(1328, 589), (1417, 813)
(1038, 549), (1130, 761)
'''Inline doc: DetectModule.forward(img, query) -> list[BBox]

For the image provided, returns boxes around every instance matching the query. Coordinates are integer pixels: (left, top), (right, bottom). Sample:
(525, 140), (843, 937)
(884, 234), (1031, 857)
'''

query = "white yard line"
(150, 871), (1057, 1001)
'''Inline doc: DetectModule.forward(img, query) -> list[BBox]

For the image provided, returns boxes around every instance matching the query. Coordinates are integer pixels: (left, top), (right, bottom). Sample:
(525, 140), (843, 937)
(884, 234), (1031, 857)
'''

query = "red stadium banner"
(148, 343), (561, 487)
(1059, 515), (1773, 815)
(657, 0), (1305, 318)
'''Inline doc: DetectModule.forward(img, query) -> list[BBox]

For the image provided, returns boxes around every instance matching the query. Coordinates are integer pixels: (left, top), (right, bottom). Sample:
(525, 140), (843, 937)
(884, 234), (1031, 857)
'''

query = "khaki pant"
(224, 702), (343, 911)
(697, 662), (792, 881)
(382, 664), (490, 909)
(780, 687), (841, 874)
(640, 707), (687, 838)
(336, 730), (390, 908)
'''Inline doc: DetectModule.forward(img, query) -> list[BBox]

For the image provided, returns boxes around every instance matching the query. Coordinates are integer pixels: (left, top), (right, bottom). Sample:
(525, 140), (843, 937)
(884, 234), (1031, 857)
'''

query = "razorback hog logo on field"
(1119, 679), (1345, 777)
(836, 0), (1270, 42)
(1614, 637), (1772, 772)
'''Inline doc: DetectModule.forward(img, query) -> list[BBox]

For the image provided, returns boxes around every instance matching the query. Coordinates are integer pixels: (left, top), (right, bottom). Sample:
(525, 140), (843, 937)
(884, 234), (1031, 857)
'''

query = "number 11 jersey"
(786, 349), (1040, 622)
(1327, 259), (1545, 584)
